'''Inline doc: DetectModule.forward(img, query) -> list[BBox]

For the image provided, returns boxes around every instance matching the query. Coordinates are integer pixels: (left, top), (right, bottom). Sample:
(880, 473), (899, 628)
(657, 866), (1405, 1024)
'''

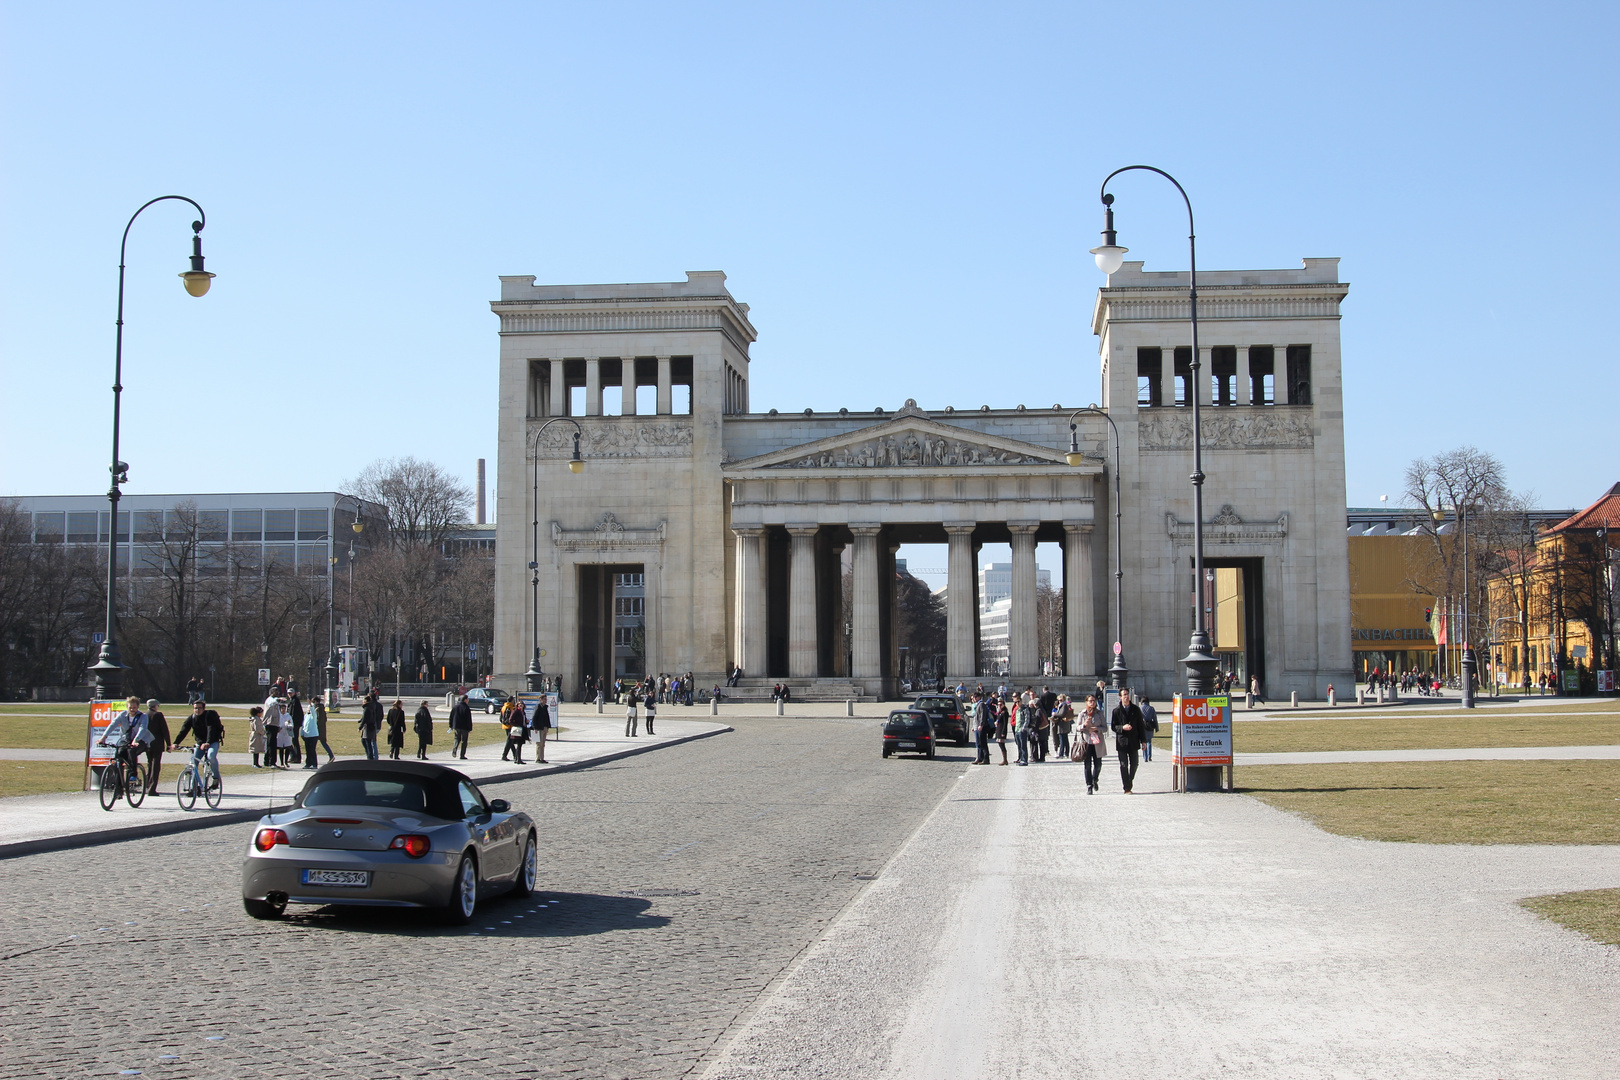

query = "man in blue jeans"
(359, 690), (384, 760)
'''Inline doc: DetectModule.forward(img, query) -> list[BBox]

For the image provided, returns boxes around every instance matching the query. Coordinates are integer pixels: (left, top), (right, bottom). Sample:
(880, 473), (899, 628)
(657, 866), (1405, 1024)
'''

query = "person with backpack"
(1139, 695), (1159, 762)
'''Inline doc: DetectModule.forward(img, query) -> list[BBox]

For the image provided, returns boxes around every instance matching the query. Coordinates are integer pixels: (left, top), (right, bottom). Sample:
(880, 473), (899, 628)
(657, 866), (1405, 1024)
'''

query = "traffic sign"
(91, 632), (105, 645)
(1113, 641), (1122, 654)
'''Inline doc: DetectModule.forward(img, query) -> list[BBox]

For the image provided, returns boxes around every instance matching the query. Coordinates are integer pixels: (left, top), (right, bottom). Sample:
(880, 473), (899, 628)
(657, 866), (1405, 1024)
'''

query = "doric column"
(1161, 348), (1177, 406)
(621, 357), (637, 416)
(1064, 521), (1095, 678)
(945, 523), (977, 678)
(1272, 344), (1290, 404)
(787, 525), (820, 679)
(1237, 347), (1253, 406)
(850, 526), (882, 680)
(1009, 521), (1039, 676)
(656, 355), (673, 414)
(733, 527), (767, 678)
(549, 359), (566, 417)
(585, 358), (602, 416)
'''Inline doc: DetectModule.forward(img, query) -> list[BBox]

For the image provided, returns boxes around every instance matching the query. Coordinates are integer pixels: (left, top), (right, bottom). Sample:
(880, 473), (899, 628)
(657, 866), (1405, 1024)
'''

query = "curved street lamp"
(528, 418), (586, 691)
(1068, 406), (1127, 689)
(326, 496), (366, 701)
(1432, 504), (1478, 707)
(1092, 166), (1218, 696)
(90, 197), (214, 701)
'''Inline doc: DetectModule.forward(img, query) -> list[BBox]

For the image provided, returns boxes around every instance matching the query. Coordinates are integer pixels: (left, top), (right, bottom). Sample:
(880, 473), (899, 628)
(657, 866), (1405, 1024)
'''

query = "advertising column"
(1172, 694), (1233, 792)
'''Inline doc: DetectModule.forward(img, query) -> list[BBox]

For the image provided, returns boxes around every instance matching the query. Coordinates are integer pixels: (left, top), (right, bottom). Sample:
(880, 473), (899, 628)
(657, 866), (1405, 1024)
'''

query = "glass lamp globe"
(180, 270), (215, 297)
(568, 458), (585, 474)
(1090, 244), (1128, 276)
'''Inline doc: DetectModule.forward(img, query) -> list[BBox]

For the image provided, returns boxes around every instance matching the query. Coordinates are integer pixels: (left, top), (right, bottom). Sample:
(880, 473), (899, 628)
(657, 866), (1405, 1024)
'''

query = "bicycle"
(97, 748), (147, 812)
(175, 745), (223, 811)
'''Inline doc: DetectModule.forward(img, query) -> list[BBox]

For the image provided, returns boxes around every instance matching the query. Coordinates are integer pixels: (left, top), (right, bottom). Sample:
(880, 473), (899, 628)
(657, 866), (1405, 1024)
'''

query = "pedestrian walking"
(312, 697), (334, 763)
(1111, 688), (1144, 793)
(1249, 674), (1266, 707)
(625, 686), (640, 737)
(301, 700), (321, 769)
(359, 691), (384, 760)
(413, 701), (434, 759)
(142, 698), (171, 794)
(644, 687), (657, 735)
(185, 676), (203, 705)
(448, 692), (473, 759)
(1140, 696), (1159, 762)
(1032, 689), (1050, 762)
(993, 695), (1010, 765)
(1075, 695), (1105, 792)
(503, 704), (528, 764)
(500, 700), (522, 761)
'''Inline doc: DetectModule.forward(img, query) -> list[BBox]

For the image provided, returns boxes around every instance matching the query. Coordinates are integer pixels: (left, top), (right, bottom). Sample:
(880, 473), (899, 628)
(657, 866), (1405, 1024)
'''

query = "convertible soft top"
(292, 760), (475, 821)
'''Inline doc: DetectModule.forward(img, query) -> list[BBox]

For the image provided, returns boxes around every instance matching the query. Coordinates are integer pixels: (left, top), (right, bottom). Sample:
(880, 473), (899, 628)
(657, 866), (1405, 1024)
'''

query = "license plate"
(301, 868), (369, 888)
(897, 742), (916, 749)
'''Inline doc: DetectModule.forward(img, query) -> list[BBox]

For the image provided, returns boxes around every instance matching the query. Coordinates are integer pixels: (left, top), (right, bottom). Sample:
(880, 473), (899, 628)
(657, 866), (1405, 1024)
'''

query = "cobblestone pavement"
(0, 716), (966, 1080)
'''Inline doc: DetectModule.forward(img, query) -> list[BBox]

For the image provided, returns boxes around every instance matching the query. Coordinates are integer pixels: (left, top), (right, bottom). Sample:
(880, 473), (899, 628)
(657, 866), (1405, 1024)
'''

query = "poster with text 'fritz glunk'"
(1171, 695), (1231, 767)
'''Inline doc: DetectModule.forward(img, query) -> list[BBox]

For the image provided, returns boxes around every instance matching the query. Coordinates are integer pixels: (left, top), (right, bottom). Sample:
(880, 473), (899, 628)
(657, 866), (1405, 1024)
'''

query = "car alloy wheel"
(444, 854), (478, 924)
(513, 835), (537, 896)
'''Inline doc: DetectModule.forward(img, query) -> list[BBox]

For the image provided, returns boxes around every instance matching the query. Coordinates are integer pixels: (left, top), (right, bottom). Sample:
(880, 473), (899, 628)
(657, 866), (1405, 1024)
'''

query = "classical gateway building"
(492, 261), (1354, 700)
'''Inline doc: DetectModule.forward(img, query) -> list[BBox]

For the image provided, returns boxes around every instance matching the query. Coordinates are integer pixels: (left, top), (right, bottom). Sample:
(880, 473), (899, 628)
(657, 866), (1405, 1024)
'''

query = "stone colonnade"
(542, 356), (677, 417)
(731, 520), (1096, 682)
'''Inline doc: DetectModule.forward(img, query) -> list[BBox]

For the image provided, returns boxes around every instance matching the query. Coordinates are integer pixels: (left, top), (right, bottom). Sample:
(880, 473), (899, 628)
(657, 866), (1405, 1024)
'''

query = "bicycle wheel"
(204, 770), (223, 809)
(98, 763), (122, 811)
(176, 767), (197, 810)
(125, 762), (147, 807)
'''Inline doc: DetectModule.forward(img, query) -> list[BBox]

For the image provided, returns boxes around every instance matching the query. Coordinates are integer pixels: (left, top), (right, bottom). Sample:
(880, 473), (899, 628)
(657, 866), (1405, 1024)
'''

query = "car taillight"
(948, 714), (960, 720)
(389, 834), (431, 858)
(254, 828), (289, 852)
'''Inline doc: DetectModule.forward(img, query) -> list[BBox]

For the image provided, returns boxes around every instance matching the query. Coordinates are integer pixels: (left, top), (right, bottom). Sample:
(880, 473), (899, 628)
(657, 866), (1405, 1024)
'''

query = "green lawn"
(1240, 760), (1620, 844)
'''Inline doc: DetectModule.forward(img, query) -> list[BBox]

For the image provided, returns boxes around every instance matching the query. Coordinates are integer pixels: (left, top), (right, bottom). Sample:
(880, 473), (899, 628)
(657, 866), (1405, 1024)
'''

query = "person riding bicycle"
(98, 696), (153, 776)
(171, 698), (226, 789)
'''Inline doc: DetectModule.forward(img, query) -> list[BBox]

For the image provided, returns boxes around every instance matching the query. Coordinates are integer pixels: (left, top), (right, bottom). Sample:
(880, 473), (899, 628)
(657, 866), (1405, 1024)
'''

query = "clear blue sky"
(2, 2), (1615, 522)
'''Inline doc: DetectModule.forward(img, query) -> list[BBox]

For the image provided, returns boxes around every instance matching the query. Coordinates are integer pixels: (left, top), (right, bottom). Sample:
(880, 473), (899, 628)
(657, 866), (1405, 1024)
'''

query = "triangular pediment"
(725, 413), (1084, 472)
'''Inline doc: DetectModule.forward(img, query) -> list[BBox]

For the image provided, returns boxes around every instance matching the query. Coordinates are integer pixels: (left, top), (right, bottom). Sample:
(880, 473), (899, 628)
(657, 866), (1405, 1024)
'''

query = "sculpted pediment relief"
(727, 408), (1077, 472)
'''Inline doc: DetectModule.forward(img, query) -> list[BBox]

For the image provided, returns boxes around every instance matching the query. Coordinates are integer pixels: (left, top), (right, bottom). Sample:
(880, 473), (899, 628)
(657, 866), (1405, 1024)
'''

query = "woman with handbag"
(1076, 694), (1105, 794)
(503, 704), (529, 764)
(1051, 695), (1074, 761)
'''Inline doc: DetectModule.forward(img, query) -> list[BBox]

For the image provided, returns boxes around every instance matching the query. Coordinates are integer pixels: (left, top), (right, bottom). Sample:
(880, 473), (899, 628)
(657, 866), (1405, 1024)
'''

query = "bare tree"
(1036, 582), (1064, 674)
(1401, 446), (1511, 648)
(348, 457), (471, 551)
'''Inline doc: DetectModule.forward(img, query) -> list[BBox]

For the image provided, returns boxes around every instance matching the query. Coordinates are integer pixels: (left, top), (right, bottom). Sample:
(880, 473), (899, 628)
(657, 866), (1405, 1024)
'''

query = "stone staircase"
(719, 678), (868, 703)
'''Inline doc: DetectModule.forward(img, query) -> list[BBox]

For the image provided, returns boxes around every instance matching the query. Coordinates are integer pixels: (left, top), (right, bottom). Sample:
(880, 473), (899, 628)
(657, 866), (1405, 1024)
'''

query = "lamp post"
(528, 418), (586, 692)
(1068, 405), (1127, 688)
(88, 197), (215, 701)
(326, 497), (365, 703)
(1090, 166), (1218, 695)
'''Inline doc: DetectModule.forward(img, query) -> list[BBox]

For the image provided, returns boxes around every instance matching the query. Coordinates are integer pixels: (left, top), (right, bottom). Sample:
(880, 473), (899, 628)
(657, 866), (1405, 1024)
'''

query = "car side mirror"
(487, 799), (511, 814)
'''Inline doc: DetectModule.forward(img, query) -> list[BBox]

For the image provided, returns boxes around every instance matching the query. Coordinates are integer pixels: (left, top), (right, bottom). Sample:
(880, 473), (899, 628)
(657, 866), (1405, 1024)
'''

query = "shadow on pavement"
(284, 890), (672, 937)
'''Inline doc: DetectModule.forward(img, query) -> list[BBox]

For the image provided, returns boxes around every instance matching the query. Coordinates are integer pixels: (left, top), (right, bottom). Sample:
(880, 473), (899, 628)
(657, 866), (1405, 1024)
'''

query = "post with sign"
(1172, 694), (1233, 792)
(84, 700), (117, 791)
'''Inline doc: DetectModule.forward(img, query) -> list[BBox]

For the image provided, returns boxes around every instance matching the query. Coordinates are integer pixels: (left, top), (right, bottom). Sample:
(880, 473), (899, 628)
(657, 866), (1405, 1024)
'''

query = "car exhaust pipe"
(266, 891), (289, 906)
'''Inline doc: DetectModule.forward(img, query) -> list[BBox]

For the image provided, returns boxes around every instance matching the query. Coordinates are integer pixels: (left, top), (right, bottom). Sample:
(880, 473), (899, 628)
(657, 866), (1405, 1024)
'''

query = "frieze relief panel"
(551, 512), (667, 552)
(531, 418), (693, 458)
(773, 431), (1052, 469)
(1166, 504), (1288, 545)
(1137, 408), (1313, 451)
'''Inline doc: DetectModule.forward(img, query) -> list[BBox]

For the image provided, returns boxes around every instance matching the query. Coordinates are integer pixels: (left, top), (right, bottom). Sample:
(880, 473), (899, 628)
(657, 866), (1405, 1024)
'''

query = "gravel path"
(702, 753), (1620, 1079)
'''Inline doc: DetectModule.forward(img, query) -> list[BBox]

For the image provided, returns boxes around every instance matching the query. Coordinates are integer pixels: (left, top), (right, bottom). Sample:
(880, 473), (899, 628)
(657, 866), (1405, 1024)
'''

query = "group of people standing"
(496, 697), (552, 764)
(964, 684), (1158, 794)
(248, 691), (332, 770)
(356, 688), (483, 762)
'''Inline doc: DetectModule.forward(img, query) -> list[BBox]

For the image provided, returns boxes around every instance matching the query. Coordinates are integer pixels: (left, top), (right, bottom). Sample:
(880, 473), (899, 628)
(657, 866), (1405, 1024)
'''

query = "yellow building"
(1347, 513), (1438, 679)
(1486, 483), (1619, 693)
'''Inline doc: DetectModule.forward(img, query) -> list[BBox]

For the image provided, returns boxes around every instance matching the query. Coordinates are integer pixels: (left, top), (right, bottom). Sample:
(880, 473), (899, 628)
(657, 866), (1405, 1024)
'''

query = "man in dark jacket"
(359, 691), (384, 760)
(1110, 688), (1145, 793)
(970, 690), (992, 765)
(143, 698), (172, 794)
(448, 693), (474, 759)
(172, 699), (225, 790)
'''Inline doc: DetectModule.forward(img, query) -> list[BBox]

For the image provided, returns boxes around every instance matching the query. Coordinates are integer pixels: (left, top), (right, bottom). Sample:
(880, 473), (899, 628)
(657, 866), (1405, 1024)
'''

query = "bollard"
(846, 699), (854, 717)
(596, 697), (604, 714)
(1377, 686), (1386, 704)
(1290, 691), (1299, 708)
(710, 698), (718, 716)
(1357, 688), (1365, 706)
(1327, 687), (1337, 707)
(775, 700), (784, 717)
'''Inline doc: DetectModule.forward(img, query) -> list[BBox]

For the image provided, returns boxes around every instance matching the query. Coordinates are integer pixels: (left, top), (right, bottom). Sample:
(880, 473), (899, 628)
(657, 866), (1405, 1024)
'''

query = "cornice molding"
(552, 512), (667, 552)
(1167, 505), (1289, 545)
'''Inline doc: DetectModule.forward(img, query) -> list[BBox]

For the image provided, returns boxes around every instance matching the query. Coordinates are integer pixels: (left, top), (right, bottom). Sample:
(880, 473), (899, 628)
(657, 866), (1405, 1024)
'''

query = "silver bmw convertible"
(241, 760), (537, 924)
